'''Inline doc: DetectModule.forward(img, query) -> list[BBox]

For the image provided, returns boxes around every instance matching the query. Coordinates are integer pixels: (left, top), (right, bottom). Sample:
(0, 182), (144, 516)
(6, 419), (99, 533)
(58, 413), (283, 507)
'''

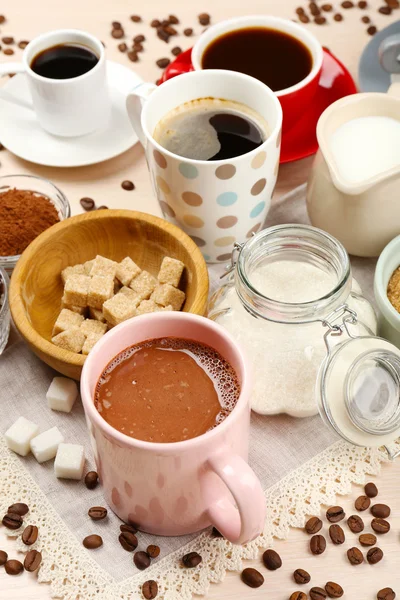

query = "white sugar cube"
(46, 377), (79, 413)
(54, 443), (85, 480)
(5, 417), (39, 457)
(30, 427), (64, 463)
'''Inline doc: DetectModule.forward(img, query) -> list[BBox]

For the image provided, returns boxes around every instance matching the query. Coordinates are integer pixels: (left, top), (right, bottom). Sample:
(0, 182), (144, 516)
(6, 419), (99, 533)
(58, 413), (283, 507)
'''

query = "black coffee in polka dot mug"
(126, 70), (282, 263)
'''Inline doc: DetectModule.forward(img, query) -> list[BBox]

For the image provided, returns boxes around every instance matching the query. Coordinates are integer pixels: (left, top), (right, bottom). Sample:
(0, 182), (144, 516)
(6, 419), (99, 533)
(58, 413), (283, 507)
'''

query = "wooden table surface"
(1, 0), (399, 598)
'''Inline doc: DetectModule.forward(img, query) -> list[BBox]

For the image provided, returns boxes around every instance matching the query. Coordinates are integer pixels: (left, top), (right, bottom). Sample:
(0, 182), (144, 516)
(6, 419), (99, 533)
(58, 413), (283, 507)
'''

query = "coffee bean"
(133, 34), (145, 43)
(377, 588), (396, 600)
(365, 482), (378, 497)
(80, 197), (95, 211)
(83, 534), (103, 549)
(329, 524), (345, 545)
(198, 13), (211, 25)
(325, 582), (344, 598)
(97, 205), (109, 210)
(3, 48), (14, 55)
(156, 58), (170, 68)
(151, 19), (161, 27)
(347, 515), (364, 533)
(367, 25), (378, 35)
(0, 15), (6, 23)
(262, 549), (282, 570)
(147, 545), (160, 558)
(293, 569), (311, 584)
(315, 15), (327, 23)
(362, 15), (371, 21)
(347, 547), (364, 565)
(310, 587), (327, 600)
(128, 50), (139, 62)
(379, 5), (392, 13)
(241, 567), (264, 588)
(8, 503), (29, 516)
(359, 533), (377, 546)
(355, 496), (370, 511)
(112, 21), (122, 29)
(371, 518), (390, 534)
(0, 550), (8, 566)
(367, 547), (383, 564)
(310, 3), (321, 15)
(22, 525), (38, 545)
(168, 15), (179, 24)
(131, 15), (142, 22)
(18, 40), (29, 49)
(2, 37), (14, 44)
(119, 531), (138, 551)
(157, 28), (170, 42)
(24, 549), (42, 572)
(371, 504), (391, 519)
(121, 180), (135, 190)
(334, 13), (344, 20)
(322, 3), (333, 9)
(5, 559), (23, 575)
(310, 534), (326, 555)
(358, 0), (368, 6)
(182, 551), (202, 568)
(120, 524), (138, 535)
(142, 580), (158, 599)
(341, 0), (354, 6)
(290, 593), (307, 600)
(118, 43), (127, 52)
(88, 506), (107, 521)
(2, 512), (23, 530)
(133, 43), (144, 52)
(84, 471), (99, 490)
(184, 28), (193, 36)
(299, 14), (310, 22)
(326, 506), (345, 523)
(296, 6), (305, 13)
(134, 551), (151, 570)
(386, 0), (399, 6)
(112, 29), (124, 39)
(164, 25), (177, 36)
(305, 516), (323, 534)
(171, 46), (182, 56)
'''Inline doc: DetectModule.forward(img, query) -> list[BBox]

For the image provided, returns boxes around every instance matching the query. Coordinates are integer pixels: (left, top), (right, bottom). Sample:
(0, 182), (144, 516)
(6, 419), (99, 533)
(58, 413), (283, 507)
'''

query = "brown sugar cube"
(80, 319), (108, 336)
(129, 270), (157, 300)
(157, 256), (185, 287)
(82, 331), (105, 355)
(117, 286), (142, 306)
(53, 308), (85, 335)
(52, 328), (86, 353)
(83, 259), (94, 276)
(102, 294), (137, 326)
(61, 264), (85, 285)
(90, 255), (118, 279)
(151, 283), (185, 310)
(136, 299), (161, 315)
(63, 274), (91, 307)
(87, 275), (114, 310)
(60, 300), (86, 315)
(116, 256), (141, 286)
(89, 307), (106, 322)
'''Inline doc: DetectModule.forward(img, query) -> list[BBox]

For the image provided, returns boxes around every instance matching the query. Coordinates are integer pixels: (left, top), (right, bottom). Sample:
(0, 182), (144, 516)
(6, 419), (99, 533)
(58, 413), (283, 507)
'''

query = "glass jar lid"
(317, 335), (400, 447)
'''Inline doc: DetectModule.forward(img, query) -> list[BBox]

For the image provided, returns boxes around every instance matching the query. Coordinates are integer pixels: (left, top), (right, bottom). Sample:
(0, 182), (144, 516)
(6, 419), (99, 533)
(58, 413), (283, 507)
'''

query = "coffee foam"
(152, 97), (270, 161)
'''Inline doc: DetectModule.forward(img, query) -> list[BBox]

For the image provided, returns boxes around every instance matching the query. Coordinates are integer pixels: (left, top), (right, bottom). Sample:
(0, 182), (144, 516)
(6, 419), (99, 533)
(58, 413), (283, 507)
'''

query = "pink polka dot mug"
(126, 70), (282, 263)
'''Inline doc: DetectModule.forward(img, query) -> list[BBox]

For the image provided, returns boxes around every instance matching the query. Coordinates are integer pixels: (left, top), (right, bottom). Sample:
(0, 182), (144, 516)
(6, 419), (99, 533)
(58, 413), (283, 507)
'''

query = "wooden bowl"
(9, 210), (209, 380)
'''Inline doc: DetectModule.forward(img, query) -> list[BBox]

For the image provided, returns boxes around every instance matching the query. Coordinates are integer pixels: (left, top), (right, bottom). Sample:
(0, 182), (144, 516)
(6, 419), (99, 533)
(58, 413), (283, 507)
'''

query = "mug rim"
(22, 28), (105, 85)
(191, 15), (324, 98)
(140, 68), (282, 165)
(81, 312), (253, 452)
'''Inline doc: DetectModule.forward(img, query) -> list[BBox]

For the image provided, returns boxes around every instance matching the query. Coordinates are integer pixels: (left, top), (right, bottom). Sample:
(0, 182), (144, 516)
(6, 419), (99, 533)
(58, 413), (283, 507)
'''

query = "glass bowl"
(0, 267), (10, 355)
(0, 174), (70, 275)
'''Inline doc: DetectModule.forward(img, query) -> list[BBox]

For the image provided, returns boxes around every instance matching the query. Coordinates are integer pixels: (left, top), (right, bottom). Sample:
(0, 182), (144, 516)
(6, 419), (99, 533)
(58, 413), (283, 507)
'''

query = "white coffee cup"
(0, 29), (111, 137)
(126, 70), (282, 263)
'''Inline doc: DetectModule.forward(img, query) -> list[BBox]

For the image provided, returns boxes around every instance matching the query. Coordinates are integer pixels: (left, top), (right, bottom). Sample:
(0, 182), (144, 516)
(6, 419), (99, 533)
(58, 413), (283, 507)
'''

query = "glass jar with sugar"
(209, 225), (400, 453)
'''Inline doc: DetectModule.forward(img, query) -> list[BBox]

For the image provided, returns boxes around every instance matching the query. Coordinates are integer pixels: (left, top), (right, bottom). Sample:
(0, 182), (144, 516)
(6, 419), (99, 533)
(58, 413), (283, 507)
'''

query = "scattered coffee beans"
(2, 512), (23, 530)
(131, 15), (142, 22)
(305, 516), (323, 534)
(347, 546), (364, 565)
(121, 180), (135, 190)
(329, 524), (345, 545)
(182, 551), (202, 568)
(355, 496), (370, 511)
(184, 28), (193, 36)
(88, 506), (107, 521)
(368, 24), (377, 34)
(0, 550), (8, 566)
(326, 506), (345, 523)
(134, 551), (151, 570)
(334, 13), (344, 20)
(315, 15), (327, 24)
(2, 36), (14, 44)
(112, 21), (122, 29)
(119, 531), (138, 551)
(294, 569), (311, 584)
(80, 197), (95, 211)
(97, 205), (109, 210)
(290, 593), (307, 600)
(128, 50), (139, 61)
(147, 545), (160, 558)
(310, 587), (327, 600)
(371, 504), (391, 519)
(365, 482), (378, 497)
(0, 15), (6, 23)
(379, 5), (392, 13)
(5, 559), (23, 575)
(377, 589), (396, 600)
(367, 547), (384, 564)
(171, 46), (182, 56)
(83, 534), (103, 549)
(358, 0), (368, 6)
(151, 19), (161, 27)
(299, 14), (311, 22)
(263, 549), (282, 570)
(342, 0), (354, 6)
(118, 43), (127, 52)
(359, 533), (377, 546)
(168, 14), (179, 24)
(325, 582), (344, 598)
(112, 29), (124, 39)
(347, 515), (364, 533)
(120, 524), (138, 535)
(24, 549), (42, 572)
(156, 58), (170, 68)
(198, 13), (211, 25)
(8, 503), (29, 516)
(241, 567), (264, 588)
(3, 48), (14, 55)
(322, 3), (333, 10)
(142, 580), (158, 599)
(310, 534), (326, 555)
(371, 518), (390, 534)
(22, 524), (38, 545)
(134, 34), (145, 43)
(84, 471), (99, 490)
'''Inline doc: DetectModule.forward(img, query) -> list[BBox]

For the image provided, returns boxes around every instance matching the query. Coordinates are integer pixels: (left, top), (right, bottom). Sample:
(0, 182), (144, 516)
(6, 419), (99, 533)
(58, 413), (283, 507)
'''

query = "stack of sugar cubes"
(52, 254), (186, 354)
(5, 377), (85, 480)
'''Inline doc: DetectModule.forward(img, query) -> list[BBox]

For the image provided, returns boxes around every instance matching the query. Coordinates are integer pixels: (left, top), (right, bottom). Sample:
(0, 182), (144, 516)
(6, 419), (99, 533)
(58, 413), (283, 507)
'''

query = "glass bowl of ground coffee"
(0, 175), (70, 274)
(0, 267), (10, 354)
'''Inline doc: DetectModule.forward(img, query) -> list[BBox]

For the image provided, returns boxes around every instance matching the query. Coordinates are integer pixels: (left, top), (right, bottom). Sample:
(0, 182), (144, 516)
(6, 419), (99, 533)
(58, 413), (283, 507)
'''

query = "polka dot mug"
(126, 70), (282, 263)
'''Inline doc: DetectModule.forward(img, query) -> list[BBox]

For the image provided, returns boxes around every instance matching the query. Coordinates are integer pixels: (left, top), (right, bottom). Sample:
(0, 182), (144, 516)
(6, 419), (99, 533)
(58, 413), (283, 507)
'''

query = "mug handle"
(0, 62), (33, 110)
(205, 448), (265, 544)
(126, 82), (157, 148)
(379, 34), (400, 75)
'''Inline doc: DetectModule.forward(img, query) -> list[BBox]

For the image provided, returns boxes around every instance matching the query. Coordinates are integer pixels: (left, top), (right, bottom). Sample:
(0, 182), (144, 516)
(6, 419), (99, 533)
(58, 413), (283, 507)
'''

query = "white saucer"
(0, 61), (142, 167)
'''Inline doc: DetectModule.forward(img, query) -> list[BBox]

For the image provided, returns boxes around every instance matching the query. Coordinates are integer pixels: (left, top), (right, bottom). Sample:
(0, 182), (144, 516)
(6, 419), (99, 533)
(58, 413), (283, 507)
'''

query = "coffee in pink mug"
(80, 312), (265, 544)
